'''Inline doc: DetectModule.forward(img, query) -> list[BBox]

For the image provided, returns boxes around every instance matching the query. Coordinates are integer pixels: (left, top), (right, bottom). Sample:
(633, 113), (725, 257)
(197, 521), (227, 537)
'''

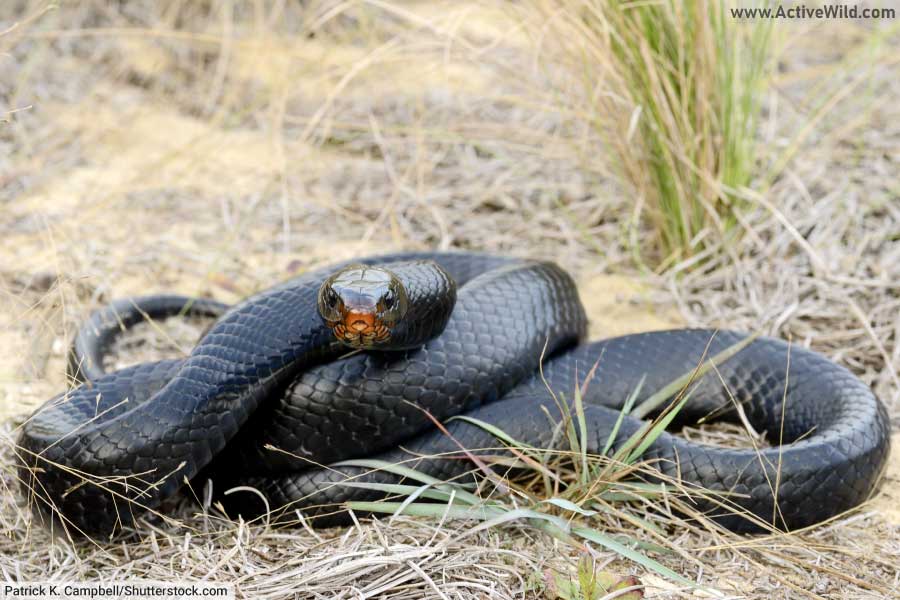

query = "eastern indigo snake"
(17, 252), (891, 539)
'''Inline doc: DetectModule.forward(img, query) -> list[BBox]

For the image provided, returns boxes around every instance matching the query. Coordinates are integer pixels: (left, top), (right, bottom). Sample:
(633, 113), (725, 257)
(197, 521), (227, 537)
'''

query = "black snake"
(17, 252), (890, 539)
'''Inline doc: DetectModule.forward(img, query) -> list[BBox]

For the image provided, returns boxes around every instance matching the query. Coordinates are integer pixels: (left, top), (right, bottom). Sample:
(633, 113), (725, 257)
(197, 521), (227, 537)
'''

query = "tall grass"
(535, 0), (773, 268)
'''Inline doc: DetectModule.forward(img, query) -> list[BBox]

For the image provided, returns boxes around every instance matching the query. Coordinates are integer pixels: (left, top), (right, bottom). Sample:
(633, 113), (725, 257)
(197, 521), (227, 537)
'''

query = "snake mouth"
(331, 310), (391, 347)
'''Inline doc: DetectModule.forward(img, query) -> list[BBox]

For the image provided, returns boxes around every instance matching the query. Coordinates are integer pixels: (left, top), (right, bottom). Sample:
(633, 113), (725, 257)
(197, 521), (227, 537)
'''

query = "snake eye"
(379, 285), (407, 322)
(318, 285), (343, 323)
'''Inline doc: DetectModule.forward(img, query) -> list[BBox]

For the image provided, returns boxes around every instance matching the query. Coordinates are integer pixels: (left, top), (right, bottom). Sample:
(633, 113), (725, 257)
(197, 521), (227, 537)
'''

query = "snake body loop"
(18, 252), (890, 538)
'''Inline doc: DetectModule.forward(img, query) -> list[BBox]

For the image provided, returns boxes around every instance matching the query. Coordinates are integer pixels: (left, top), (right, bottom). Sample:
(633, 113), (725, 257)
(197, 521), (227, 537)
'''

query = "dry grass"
(1, 1), (898, 598)
(529, 0), (773, 267)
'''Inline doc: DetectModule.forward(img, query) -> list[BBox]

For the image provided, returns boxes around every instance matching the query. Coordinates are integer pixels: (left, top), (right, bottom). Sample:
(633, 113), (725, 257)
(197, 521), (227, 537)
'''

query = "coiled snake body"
(18, 253), (890, 539)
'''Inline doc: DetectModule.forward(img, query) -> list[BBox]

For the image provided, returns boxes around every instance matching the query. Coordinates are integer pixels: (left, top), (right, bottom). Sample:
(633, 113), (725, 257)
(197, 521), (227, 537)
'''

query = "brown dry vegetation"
(1, 1), (898, 598)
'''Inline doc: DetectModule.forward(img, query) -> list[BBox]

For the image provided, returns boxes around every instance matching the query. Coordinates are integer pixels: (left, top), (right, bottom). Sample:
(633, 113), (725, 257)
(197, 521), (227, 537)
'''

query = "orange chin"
(332, 310), (391, 346)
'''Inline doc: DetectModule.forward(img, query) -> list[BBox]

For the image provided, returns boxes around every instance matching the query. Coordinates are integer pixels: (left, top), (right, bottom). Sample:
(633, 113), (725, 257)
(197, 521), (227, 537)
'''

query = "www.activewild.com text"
(731, 4), (896, 20)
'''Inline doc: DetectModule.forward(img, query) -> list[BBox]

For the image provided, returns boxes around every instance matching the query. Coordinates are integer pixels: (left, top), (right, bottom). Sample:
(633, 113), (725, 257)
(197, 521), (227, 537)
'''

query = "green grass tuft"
(536, 0), (773, 267)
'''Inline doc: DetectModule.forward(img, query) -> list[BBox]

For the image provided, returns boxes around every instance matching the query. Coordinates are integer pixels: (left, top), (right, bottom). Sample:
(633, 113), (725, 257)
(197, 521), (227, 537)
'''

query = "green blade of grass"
(600, 375), (645, 456)
(336, 481), (469, 505)
(346, 500), (502, 521)
(631, 333), (759, 419)
(543, 497), (598, 517)
(573, 384), (590, 484)
(446, 415), (537, 450)
(591, 499), (668, 538)
(573, 527), (701, 590)
(625, 390), (693, 464)
(334, 459), (484, 506)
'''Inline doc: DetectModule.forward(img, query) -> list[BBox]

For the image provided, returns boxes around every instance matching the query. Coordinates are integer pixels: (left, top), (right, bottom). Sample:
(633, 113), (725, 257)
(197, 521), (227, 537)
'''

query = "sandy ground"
(1, 2), (899, 598)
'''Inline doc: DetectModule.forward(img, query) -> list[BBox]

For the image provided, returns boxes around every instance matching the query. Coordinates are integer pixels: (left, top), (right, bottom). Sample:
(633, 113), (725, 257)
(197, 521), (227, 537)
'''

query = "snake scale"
(17, 252), (890, 539)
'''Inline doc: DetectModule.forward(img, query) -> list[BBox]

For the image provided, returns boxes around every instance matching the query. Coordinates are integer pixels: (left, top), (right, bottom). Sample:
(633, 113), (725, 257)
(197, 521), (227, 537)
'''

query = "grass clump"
(341, 336), (757, 592)
(534, 0), (773, 268)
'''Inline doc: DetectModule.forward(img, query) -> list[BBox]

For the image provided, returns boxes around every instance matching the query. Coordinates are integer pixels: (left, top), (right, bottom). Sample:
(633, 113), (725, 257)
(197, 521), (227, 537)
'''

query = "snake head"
(318, 264), (409, 349)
